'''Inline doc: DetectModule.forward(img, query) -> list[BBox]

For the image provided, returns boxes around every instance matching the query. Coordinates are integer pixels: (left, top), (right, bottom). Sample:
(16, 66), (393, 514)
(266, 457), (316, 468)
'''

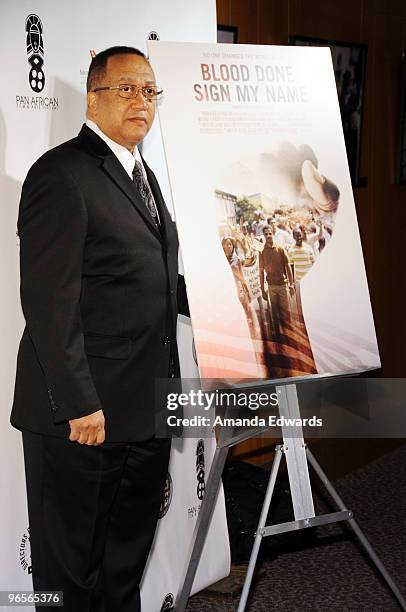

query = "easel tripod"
(175, 383), (406, 612)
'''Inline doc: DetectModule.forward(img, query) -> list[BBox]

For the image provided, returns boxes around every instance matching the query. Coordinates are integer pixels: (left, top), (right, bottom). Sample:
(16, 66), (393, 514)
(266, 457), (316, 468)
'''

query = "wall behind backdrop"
(217, 0), (406, 469)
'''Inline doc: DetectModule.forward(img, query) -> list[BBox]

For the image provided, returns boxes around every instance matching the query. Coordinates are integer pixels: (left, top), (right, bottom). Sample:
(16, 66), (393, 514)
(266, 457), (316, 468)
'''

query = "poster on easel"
(148, 41), (380, 383)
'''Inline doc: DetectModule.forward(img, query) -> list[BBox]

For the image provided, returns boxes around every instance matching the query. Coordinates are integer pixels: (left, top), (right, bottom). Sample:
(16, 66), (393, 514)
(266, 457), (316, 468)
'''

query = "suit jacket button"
(162, 336), (171, 345)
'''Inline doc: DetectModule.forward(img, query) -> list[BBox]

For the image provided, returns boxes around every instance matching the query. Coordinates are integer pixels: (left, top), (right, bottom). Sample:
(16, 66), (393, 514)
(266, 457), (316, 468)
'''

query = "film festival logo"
(158, 472), (173, 519)
(148, 31), (160, 41)
(26, 14), (45, 92)
(160, 593), (174, 611)
(19, 527), (32, 574)
(196, 439), (206, 501)
(16, 14), (58, 110)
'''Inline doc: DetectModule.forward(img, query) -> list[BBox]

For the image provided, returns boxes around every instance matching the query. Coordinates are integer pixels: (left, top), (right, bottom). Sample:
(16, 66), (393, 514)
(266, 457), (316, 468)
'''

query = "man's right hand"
(69, 409), (105, 446)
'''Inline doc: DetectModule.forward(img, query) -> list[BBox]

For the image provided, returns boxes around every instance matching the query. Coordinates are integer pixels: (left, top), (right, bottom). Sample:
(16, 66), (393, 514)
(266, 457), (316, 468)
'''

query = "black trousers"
(22, 430), (171, 612)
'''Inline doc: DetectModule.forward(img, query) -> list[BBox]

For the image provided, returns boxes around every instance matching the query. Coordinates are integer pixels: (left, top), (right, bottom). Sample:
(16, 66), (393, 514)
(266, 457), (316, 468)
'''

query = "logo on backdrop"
(196, 439), (206, 500)
(25, 14), (45, 93)
(15, 15), (58, 111)
(79, 50), (97, 87)
(158, 472), (173, 519)
(160, 593), (174, 611)
(148, 31), (160, 41)
(19, 527), (32, 574)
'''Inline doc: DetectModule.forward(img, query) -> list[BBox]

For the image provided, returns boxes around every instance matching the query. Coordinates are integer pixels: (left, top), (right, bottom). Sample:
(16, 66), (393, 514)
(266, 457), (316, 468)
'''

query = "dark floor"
(186, 443), (406, 611)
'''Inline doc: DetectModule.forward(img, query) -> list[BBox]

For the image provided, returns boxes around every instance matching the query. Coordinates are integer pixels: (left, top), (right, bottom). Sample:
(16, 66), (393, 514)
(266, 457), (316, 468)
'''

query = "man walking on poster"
(288, 227), (315, 319)
(11, 46), (188, 611)
(259, 225), (294, 337)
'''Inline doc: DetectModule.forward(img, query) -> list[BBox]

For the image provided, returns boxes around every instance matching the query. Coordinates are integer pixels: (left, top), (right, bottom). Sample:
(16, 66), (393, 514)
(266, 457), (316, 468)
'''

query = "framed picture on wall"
(290, 35), (367, 188)
(217, 25), (238, 44)
(396, 57), (406, 184)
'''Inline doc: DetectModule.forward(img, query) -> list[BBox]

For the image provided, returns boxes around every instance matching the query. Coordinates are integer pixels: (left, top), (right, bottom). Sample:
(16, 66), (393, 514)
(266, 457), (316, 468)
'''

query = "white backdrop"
(0, 2), (230, 610)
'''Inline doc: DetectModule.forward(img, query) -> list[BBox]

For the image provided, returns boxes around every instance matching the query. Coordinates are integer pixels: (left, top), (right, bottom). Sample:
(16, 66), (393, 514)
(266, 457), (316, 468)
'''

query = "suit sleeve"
(141, 157), (190, 319)
(177, 274), (190, 317)
(18, 157), (102, 424)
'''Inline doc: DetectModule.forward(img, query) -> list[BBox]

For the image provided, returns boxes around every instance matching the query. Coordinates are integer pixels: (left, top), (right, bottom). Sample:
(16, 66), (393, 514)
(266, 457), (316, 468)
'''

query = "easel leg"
(306, 448), (406, 612)
(175, 445), (229, 611)
(278, 384), (315, 520)
(237, 445), (284, 612)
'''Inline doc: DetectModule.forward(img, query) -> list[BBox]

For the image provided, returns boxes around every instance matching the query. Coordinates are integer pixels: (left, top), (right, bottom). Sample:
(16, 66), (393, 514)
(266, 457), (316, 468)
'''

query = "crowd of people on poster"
(218, 145), (341, 378)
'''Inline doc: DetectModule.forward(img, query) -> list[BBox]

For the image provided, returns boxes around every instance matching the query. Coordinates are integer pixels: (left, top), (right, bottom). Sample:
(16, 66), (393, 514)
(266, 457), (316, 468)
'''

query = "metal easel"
(174, 382), (406, 612)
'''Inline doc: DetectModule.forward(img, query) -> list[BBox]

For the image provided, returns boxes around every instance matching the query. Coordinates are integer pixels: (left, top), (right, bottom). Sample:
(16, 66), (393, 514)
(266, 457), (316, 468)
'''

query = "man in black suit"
(11, 46), (187, 611)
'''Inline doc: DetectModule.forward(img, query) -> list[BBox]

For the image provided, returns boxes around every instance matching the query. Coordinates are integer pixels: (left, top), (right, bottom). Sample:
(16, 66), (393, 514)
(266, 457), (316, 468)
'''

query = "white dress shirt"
(86, 119), (148, 181)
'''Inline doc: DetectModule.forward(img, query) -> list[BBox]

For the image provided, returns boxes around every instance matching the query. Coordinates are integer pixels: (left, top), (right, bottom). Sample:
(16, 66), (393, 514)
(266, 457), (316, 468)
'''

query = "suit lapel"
(101, 155), (162, 240)
(77, 124), (162, 241)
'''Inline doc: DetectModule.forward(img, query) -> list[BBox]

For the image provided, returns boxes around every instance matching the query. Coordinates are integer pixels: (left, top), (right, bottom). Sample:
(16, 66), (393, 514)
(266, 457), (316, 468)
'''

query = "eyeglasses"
(92, 83), (163, 101)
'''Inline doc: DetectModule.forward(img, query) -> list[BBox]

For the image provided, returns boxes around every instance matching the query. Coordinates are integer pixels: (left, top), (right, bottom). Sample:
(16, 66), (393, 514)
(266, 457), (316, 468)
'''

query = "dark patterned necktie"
(132, 160), (159, 227)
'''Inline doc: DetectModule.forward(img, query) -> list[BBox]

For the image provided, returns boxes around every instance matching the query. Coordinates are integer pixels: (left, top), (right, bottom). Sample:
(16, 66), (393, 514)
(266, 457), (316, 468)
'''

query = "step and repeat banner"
(148, 41), (380, 384)
(0, 2), (230, 611)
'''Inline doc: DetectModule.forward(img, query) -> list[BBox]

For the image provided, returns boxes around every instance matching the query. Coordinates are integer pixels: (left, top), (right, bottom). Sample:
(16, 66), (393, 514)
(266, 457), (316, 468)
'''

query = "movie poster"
(148, 41), (380, 382)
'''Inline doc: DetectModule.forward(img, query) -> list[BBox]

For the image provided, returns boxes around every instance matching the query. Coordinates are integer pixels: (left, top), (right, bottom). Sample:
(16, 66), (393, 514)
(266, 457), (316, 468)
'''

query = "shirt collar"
(86, 119), (144, 179)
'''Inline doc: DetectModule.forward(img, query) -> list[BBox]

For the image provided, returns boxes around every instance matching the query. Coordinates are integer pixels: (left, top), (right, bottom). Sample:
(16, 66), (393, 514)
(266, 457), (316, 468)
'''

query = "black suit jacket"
(11, 124), (187, 442)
